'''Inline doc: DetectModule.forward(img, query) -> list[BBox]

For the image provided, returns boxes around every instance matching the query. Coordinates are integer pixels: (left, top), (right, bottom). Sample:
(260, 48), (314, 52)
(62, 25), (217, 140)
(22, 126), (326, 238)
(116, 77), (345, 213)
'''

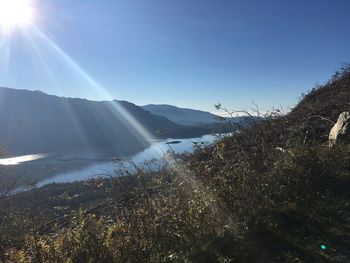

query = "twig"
(306, 115), (335, 125)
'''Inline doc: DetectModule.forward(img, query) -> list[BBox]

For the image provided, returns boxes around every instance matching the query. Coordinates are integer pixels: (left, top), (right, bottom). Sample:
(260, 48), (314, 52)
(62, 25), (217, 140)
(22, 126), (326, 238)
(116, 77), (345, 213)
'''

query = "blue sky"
(0, 0), (349, 113)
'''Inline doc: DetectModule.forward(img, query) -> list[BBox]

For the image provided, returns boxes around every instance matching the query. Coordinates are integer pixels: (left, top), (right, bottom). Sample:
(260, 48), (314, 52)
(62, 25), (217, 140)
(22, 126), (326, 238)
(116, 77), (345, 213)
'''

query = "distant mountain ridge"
(0, 88), (207, 157)
(141, 104), (261, 129)
(142, 104), (220, 125)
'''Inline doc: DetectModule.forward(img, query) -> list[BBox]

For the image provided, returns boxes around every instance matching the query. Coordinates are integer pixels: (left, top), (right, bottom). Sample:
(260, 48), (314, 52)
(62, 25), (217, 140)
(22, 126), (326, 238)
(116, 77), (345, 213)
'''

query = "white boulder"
(329, 112), (350, 146)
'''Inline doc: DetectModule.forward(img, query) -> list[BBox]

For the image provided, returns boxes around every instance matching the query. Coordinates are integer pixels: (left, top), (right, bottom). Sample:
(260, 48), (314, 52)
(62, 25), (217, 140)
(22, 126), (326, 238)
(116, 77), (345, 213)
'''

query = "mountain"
(0, 88), (207, 157)
(142, 104), (220, 126)
(142, 104), (262, 130)
(3, 68), (350, 263)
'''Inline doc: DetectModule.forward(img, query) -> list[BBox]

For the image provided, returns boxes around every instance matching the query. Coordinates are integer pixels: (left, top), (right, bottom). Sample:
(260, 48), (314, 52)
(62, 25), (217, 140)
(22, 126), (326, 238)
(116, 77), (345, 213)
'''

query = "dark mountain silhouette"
(0, 88), (207, 157)
(142, 104), (220, 125)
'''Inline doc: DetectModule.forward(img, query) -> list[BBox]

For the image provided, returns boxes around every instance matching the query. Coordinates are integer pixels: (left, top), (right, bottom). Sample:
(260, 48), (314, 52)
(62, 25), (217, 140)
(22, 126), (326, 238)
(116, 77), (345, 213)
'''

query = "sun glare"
(0, 0), (33, 29)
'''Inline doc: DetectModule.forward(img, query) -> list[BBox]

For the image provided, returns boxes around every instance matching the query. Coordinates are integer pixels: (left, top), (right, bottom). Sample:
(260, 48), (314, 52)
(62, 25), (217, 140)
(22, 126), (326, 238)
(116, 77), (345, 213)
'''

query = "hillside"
(0, 88), (207, 157)
(142, 104), (220, 125)
(1, 67), (350, 262)
(142, 104), (259, 133)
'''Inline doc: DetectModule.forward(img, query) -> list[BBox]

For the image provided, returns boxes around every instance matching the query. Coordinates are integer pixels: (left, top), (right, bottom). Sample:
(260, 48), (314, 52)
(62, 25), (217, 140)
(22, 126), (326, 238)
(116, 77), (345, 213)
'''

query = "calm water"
(35, 134), (216, 187)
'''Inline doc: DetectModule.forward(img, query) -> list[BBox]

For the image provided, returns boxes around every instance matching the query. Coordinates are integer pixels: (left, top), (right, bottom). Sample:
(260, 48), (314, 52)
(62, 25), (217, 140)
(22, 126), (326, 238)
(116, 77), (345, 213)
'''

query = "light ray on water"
(0, 153), (48, 165)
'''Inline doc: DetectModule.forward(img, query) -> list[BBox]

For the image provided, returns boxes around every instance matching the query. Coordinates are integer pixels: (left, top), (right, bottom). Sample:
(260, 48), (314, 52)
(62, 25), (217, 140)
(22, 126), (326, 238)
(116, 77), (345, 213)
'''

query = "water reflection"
(37, 135), (216, 186)
(0, 154), (48, 165)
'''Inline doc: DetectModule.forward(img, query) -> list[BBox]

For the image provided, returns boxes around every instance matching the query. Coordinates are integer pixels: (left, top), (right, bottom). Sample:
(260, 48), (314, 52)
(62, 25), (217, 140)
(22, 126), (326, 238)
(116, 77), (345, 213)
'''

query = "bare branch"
(306, 115), (335, 125)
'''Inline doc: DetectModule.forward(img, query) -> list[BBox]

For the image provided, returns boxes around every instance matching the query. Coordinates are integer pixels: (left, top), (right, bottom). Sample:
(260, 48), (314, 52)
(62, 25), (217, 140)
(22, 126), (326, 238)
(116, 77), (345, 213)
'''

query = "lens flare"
(0, 0), (33, 29)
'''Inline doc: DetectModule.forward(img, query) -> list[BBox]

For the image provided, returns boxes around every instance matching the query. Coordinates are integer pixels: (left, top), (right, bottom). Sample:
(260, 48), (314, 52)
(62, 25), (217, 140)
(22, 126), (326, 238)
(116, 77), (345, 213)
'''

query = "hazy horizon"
(0, 86), (224, 114)
(0, 0), (349, 114)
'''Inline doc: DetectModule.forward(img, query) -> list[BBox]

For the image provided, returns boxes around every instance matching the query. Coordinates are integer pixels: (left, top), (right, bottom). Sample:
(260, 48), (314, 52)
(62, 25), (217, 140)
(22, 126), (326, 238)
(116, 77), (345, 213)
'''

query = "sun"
(0, 0), (34, 29)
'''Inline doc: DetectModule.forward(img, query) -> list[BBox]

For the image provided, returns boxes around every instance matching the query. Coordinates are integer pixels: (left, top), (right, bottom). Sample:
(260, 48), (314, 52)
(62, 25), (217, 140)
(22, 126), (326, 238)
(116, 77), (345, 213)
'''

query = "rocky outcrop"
(329, 112), (350, 146)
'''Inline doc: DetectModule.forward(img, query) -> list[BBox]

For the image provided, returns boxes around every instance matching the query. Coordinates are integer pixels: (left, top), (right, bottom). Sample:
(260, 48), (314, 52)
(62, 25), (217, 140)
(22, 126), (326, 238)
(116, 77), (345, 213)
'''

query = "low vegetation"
(0, 66), (350, 262)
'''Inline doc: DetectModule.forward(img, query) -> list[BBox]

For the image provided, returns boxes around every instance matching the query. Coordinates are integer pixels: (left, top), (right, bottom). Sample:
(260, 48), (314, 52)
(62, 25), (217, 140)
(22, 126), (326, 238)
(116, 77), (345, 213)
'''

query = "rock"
(329, 112), (350, 146)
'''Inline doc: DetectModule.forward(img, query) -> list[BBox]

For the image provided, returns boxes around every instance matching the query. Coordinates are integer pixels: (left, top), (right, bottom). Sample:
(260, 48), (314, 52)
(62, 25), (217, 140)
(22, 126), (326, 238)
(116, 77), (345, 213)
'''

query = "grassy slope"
(1, 67), (350, 262)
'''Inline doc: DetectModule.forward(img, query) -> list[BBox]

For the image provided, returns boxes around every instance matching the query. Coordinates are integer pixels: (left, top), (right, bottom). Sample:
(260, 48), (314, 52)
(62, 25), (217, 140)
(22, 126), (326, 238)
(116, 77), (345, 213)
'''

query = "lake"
(32, 134), (216, 187)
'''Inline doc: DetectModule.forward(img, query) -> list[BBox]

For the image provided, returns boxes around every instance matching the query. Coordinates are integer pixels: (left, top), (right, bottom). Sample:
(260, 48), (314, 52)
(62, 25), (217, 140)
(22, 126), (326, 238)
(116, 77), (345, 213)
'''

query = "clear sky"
(0, 0), (349, 113)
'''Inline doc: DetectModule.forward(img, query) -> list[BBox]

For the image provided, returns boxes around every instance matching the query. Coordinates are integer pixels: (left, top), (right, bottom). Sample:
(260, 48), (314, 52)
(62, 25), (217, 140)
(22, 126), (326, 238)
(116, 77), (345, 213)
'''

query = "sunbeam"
(2, 17), (170, 159)
(0, 37), (11, 77)
(0, 11), (207, 174)
(0, 7), (232, 257)
(30, 26), (156, 145)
